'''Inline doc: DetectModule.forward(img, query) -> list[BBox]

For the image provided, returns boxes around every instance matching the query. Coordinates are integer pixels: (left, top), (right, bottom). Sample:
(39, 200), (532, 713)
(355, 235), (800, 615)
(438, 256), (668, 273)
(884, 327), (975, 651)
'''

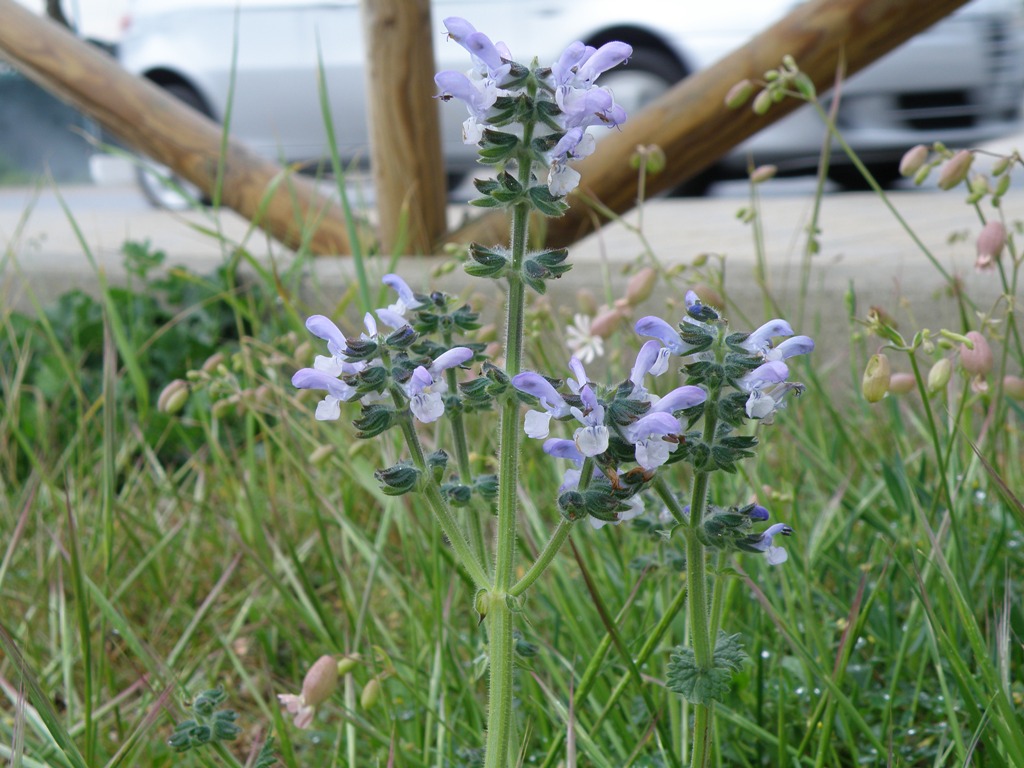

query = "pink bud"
(725, 79), (754, 108)
(750, 164), (778, 184)
(959, 331), (993, 376)
(975, 220), (1006, 270)
(625, 267), (657, 306)
(589, 308), (623, 338)
(887, 372), (916, 395)
(899, 144), (929, 177)
(937, 150), (974, 190)
(1003, 375), (1024, 399)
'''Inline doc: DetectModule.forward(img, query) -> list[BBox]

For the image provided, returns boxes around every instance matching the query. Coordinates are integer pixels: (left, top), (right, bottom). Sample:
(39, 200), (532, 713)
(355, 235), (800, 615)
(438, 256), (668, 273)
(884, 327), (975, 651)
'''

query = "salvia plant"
(288, 18), (813, 767)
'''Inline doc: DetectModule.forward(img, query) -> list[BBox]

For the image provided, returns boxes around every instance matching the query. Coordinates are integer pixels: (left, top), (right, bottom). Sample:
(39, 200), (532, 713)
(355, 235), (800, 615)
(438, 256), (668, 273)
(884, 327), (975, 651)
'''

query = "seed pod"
(862, 353), (891, 403)
(589, 308), (624, 338)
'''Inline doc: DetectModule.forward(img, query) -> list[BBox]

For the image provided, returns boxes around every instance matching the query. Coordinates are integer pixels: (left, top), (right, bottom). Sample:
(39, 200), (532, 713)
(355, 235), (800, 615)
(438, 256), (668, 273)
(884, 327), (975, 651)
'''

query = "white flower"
(566, 313), (605, 363)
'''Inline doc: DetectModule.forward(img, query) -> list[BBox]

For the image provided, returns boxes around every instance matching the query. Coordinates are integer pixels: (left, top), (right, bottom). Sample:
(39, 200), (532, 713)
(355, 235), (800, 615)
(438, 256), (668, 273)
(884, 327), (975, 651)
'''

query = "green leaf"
(667, 632), (748, 705)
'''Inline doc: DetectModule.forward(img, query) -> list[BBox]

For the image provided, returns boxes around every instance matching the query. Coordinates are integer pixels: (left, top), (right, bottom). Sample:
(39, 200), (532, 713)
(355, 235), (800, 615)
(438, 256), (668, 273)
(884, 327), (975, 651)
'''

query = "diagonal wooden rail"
(446, 0), (972, 249)
(0, 0), (971, 254)
(0, 0), (357, 255)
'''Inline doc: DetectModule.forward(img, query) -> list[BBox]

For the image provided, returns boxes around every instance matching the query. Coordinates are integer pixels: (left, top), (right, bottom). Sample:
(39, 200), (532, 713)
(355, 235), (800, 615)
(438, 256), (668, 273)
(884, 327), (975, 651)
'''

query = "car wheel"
(135, 82), (211, 210)
(828, 161), (903, 191)
(598, 46), (716, 195)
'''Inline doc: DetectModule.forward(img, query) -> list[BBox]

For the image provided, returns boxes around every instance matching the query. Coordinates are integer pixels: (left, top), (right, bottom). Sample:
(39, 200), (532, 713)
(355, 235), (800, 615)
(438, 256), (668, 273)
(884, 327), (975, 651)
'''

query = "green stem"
(443, 354), (488, 569)
(686, 374), (720, 768)
(484, 146), (534, 767)
(510, 518), (571, 597)
(510, 456), (593, 597)
(392, 397), (490, 590)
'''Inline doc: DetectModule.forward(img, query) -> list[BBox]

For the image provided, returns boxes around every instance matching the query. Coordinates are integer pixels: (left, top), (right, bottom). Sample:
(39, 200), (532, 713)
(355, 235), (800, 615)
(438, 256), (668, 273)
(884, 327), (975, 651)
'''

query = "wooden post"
(361, 0), (447, 254)
(0, 0), (358, 255)
(445, 0), (972, 249)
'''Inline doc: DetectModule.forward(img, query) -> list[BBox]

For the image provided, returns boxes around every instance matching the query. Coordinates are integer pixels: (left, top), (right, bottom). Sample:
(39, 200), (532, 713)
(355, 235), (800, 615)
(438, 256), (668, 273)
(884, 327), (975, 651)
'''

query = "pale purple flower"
(292, 368), (358, 421)
(629, 340), (672, 398)
(624, 411), (681, 470)
(751, 523), (793, 565)
(442, 17), (511, 79)
(382, 273), (425, 316)
(737, 361), (791, 420)
(648, 385), (707, 414)
(634, 316), (696, 356)
(278, 655), (338, 730)
(570, 382), (609, 457)
(511, 371), (572, 438)
(404, 347), (474, 423)
(305, 315), (361, 377)
(742, 319), (794, 356)
(765, 335), (815, 361)
(543, 438), (584, 466)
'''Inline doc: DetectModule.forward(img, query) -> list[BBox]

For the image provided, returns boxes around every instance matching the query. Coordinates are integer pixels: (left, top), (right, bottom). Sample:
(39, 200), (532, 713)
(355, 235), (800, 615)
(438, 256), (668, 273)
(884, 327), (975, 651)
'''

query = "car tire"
(136, 82), (211, 210)
(827, 161), (903, 192)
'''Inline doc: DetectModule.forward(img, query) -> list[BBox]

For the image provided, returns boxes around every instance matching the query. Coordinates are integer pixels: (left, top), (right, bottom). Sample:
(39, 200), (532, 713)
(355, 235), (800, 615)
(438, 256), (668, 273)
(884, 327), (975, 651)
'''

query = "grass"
(1, 146), (1023, 767)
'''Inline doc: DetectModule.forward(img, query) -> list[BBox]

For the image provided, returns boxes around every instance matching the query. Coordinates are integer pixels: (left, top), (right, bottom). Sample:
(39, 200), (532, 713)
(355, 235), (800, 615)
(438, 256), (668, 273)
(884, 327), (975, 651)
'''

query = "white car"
(116, 0), (1024, 206)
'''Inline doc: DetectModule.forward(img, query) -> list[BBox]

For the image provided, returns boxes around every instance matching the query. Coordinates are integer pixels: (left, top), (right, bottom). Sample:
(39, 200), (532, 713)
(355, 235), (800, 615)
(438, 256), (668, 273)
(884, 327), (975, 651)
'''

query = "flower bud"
(937, 149), (974, 190)
(336, 654), (361, 676)
(959, 331), (993, 375)
(928, 358), (952, 394)
(899, 144), (929, 177)
(691, 283), (724, 309)
(862, 353), (891, 403)
(752, 90), (773, 115)
(302, 655), (339, 709)
(201, 352), (226, 374)
(589, 308), (623, 338)
(1003, 375), (1024, 399)
(975, 220), (1006, 270)
(888, 372), (916, 395)
(158, 379), (189, 414)
(625, 267), (657, 306)
(360, 678), (381, 710)
(750, 164), (778, 184)
(725, 79), (754, 108)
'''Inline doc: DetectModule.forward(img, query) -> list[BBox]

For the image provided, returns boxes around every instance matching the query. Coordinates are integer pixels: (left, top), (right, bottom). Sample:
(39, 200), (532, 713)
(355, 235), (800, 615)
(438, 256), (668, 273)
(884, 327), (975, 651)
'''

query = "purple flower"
(750, 523), (793, 565)
(628, 340), (671, 400)
(441, 17), (511, 78)
(543, 438), (584, 466)
(624, 411), (681, 470)
(765, 335), (815, 361)
(570, 382), (608, 457)
(382, 273), (425, 316)
(511, 371), (572, 438)
(292, 368), (358, 421)
(634, 316), (696, 356)
(403, 347), (473, 424)
(742, 319), (794, 356)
